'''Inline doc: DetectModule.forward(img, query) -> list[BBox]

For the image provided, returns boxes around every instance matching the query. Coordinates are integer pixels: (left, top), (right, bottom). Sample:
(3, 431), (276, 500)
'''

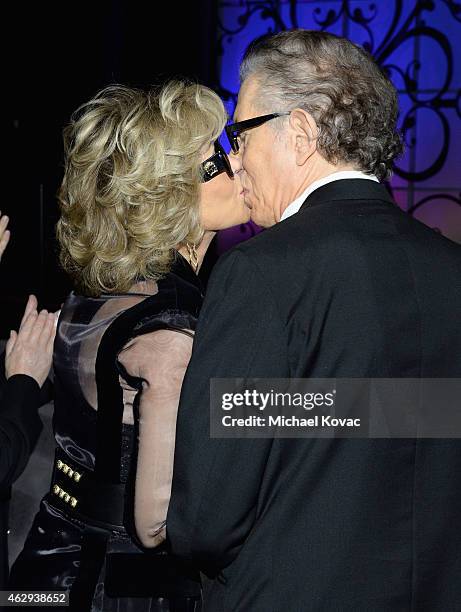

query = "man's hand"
(0, 211), (10, 262)
(5, 295), (58, 387)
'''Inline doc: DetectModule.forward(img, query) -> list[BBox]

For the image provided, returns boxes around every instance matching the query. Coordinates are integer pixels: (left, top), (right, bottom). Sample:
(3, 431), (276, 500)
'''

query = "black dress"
(8, 255), (203, 611)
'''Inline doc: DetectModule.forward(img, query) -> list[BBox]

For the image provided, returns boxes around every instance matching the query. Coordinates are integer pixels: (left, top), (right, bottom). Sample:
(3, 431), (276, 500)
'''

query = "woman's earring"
(186, 242), (199, 273)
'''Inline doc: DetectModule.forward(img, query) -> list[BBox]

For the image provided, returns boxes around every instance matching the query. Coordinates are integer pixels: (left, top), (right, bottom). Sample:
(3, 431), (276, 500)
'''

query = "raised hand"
(5, 295), (59, 387)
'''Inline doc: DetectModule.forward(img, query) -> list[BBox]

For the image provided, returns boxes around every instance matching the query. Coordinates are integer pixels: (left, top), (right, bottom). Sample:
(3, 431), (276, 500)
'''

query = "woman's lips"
(242, 188), (252, 208)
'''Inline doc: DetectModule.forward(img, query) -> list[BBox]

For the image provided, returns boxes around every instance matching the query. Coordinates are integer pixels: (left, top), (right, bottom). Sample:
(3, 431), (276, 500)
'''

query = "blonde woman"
(9, 82), (249, 611)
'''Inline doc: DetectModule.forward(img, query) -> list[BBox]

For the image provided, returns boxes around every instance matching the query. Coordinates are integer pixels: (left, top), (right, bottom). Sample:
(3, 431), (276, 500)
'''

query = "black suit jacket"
(0, 374), (43, 588)
(167, 180), (461, 611)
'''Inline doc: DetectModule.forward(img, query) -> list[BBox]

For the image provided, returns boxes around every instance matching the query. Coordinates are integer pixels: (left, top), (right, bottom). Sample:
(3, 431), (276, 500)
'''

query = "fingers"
(28, 309), (58, 347)
(17, 309), (39, 341)
(9, 296), (57, 348)
(41, 312), (58, 349)
(4, 289), (59, 384)
(16, 299), (57, 344)
(0, 212), (10, 261)
(28, 310), (50, 346)
(19, 295), (38, 331)
(0, 211), (9, 232)
(5, 330), (17, 359)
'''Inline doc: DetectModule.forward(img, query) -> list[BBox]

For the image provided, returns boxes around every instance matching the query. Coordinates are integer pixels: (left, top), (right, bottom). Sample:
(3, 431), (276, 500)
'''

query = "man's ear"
(289, 109), (318, 166)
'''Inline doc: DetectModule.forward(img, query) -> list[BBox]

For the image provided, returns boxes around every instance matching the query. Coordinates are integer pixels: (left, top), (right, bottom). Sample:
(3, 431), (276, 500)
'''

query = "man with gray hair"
(167, 30), (461, 610)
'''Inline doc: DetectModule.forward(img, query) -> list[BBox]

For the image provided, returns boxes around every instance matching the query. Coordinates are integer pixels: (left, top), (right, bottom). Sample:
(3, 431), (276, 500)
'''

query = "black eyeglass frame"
(225, 112), (291, 153)
(200, 140), (234, 183)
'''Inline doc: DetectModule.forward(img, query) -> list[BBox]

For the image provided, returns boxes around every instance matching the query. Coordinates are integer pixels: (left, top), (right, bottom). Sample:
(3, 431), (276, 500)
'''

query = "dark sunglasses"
(200, 140), (234, 183)
(225, 112), (291, 153)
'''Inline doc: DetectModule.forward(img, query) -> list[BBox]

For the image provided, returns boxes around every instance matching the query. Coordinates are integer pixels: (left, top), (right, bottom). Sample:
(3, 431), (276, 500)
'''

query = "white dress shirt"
(279, 171), (379, 222)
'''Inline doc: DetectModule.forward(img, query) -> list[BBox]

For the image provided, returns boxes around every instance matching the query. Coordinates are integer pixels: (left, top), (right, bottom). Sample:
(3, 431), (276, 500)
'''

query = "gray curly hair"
(240, 30), (403, 181)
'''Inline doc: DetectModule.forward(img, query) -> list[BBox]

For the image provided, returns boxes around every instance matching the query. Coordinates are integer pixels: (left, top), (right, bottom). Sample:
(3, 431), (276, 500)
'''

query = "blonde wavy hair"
(57, 81), (227, 296)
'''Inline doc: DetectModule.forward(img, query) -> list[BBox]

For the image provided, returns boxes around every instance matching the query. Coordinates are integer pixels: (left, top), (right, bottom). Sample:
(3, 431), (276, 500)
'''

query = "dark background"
(2, 0), (219, 337)
(3, 1), (460, 338)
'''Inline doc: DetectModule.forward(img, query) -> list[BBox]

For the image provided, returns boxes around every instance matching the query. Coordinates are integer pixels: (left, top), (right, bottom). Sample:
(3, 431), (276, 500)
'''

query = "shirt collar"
(279, 171), (379, 222)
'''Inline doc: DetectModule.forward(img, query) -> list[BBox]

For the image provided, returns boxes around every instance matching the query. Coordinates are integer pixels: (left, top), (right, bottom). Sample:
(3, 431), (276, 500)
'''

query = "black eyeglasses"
(225, 112), (291, 153)
(200, 140), (234, 183)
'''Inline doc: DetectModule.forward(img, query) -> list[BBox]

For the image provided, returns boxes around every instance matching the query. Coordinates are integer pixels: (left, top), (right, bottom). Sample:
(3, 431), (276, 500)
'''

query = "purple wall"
(216, 0), (461, 250)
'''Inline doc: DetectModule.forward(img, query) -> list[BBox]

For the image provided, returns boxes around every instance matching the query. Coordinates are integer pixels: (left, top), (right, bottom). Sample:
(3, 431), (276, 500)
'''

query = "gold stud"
(63, 493), (70, 503)
(56, 460), (63, 470)
(53, 485), (60, 495)
(74, 472), (81, 483)
(67, 469), (74, 478)
(70, 497), (78, 508)
(59, 489), (66, 498)
(62, 464), (69, 474)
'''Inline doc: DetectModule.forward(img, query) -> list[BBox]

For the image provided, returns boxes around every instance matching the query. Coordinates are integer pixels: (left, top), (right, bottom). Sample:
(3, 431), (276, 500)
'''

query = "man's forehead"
(234, 76), (259, 122)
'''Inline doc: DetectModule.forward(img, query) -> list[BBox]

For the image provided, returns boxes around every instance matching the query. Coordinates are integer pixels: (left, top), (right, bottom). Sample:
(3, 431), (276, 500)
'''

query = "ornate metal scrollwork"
(217, 0), (461, 242)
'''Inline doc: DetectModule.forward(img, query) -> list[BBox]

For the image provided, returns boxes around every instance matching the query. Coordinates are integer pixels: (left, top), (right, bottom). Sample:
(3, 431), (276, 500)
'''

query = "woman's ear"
(289, 109), (318, 166)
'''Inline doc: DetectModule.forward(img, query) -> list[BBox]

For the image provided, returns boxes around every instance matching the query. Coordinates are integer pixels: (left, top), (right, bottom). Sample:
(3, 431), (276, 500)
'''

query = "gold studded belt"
(48, 447), (126, 529)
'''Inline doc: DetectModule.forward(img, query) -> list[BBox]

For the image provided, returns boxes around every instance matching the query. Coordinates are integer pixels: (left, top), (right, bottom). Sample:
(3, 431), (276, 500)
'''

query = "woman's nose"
(229, 151), (242, 174)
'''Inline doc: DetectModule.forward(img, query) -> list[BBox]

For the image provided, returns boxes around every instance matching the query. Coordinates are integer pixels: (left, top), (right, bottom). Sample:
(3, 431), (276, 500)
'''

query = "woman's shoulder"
(129, 284), (201, 338)
(59, 255), (203, 337)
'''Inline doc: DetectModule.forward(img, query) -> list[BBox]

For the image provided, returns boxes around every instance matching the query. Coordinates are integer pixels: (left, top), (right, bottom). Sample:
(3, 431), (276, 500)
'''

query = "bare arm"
(118, 328), (193, 548)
